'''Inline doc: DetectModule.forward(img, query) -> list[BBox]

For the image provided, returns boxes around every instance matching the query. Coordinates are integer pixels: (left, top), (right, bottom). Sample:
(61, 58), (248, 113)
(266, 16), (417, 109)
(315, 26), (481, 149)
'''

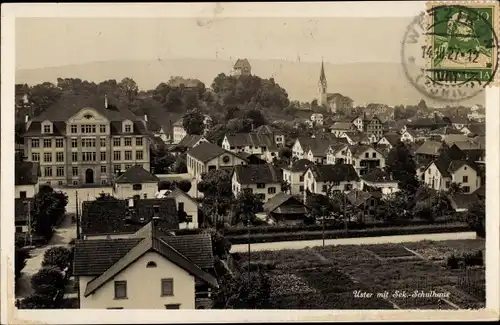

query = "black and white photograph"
(1, 2), (499, 323)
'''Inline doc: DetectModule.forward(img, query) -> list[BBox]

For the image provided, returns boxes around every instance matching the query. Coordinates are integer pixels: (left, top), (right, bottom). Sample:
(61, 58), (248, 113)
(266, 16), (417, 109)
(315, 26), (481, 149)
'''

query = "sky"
(16, 17), (412, 69)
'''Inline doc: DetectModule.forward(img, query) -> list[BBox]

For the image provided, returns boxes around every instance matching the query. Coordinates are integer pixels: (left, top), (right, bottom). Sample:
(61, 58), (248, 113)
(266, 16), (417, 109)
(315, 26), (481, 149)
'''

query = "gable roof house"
(221, 133), (279, 163)
(303, 163), (361, 198)
(415, 140), (446, 165)
(170, 134), (209, 155)
(330, 121), (357, 137)
(232, 58), (252, 76)
(325, 143), (351, 165)
(161, 188), (201, 229)
(262, 192), (310, 225)
(74, 220), (218, 309)
(377, 133), (401, 149)
(361, 167), (399, 196)
(346, 189), (383, 224)
(460, 123), (486, 137)
(282, 158), (314, 196)
(113, 165), (160, 200)
(232, 164), (283, 202)
(253, 125), (286, 147)
(340, 131), (374, 145)
(15, 161), (40, 199)
(349, 144), (387, 176)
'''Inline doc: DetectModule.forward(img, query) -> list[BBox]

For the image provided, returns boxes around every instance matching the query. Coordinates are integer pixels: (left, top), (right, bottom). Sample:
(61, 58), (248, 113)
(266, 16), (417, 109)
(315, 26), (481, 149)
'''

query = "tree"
(158, 180), (175, 191)
(448, 182), (463, 195)
(280, 180), (291, 193)
(227, 270), (271, 309)
(385, 142), (419, 192)
(118, 77), (139, 103)
(31, 266), (65, 297)
(182, 109), (205, 135)
(151, 150), (176, 174)
(172, 155), (188, 174)
(42, 246), (72, 270)
(466, 198), (485, 237)
(18, 294), (56, 309)
(32, 186), (68, 240)
(198, 169), (234, 226)
(203, 228), (232, 259)
(232, 191), (264, 226)
(417, 99), (428, 110)
(176, 180), (192, 193)
(15, 248), (29, 280)
(244, 109), (267, 128)
(205, 124), (229, 146)
(95, 193), (119, 201)
(278, 147), (292, 160)
(28, 82), (62, 115)
(227, 118), (253, 133)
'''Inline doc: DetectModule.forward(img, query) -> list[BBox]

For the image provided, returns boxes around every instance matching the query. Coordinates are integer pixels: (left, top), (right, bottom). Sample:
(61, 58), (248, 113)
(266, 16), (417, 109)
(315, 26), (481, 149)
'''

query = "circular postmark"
(402, 4), (499, 102)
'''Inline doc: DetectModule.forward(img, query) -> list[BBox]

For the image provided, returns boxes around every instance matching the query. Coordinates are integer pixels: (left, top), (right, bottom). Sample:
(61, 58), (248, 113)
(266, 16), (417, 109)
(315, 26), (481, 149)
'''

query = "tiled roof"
(451, 116), (469, 124)
(346, 189), (375, 207)
(175, 135), (206, 149)
(234, 58), (251, 69)
(361, 168), (397, 183)
(160, 233), (214, 269)
(465, 124), (486, 136)
(283, 158), (313, 172)
(187, 142), (235, 163)
(81, 198), (178, 236)
(15, 161), (40, 186)
(381, 133), (401, 146)
(331, 122), (354, 130)
(234, 164), (282, 185)
(430, 126), (462, 135)
(165, 188), (199, 206)
(225, 133), (278, 151)
(415, 141), (443, 156)
(349, 144), (382, 158)
(114, 165), (159, 184)
(447, 193), (481, 211)
(15, 198), (34, 222)
(307, 164), (360, 183)
(263, 192), (308, 214)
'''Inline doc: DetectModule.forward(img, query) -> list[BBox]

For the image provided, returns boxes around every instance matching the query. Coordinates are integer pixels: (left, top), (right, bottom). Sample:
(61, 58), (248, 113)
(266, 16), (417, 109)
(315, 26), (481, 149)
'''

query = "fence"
(458, 268), (485, 301)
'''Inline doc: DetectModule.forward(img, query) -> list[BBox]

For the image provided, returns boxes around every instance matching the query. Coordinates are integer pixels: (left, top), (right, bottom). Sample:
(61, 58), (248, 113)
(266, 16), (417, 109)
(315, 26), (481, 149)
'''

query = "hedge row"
(226, 223), (471, 245)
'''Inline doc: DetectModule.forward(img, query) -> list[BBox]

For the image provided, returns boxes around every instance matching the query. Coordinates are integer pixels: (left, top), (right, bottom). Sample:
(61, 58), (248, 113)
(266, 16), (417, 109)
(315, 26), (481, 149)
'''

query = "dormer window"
(123, 121), (133, 133)
(41, 121), (53, 134)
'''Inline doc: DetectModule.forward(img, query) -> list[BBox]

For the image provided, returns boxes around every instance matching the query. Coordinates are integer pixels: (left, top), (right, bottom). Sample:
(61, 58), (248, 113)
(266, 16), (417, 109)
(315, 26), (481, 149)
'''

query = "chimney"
(128, 198), (134, 208)
(104, 95), (108, 109)
(144, 114), (148, 122)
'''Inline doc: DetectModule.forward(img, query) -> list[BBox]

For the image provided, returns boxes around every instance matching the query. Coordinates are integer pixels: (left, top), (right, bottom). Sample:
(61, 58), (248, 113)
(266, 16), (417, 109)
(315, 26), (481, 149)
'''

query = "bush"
(176, 180), (192, 192)
(463, 250), (484, 267)
(18, 294), (56, 309)
(15, 248), (30, 279)
(31, 266), (66, 294)
(447, 255), (459, 269)
(42, 246), (72, 270)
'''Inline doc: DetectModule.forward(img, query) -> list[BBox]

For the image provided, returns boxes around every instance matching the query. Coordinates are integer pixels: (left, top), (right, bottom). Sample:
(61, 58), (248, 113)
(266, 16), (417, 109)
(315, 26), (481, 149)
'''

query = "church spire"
(319, 58), (327, 84)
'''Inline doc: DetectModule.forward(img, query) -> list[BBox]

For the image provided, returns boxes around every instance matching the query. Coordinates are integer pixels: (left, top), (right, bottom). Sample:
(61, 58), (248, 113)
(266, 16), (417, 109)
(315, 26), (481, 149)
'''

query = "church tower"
(318, 59), (328, 106)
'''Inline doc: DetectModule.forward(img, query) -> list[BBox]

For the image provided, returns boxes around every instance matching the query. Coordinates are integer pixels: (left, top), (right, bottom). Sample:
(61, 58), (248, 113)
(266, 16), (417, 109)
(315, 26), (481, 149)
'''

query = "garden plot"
(363, 244), (417, 259)
(312, 245), (379, 262)
(296, 267), (359, 294)
(403, 239), (485, 261)
(437, 285), (485, 309)
(268, 272), (317, 297)
(237, 248), (331, 270)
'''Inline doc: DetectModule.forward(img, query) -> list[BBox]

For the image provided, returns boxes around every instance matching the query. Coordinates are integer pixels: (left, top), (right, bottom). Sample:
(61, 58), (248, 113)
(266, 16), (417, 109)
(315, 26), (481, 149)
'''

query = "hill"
(16, 59), (484, 107)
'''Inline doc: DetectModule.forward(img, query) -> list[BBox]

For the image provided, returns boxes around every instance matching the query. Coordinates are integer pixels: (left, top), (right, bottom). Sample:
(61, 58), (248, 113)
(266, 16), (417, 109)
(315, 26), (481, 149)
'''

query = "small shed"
(263, 192), (309, 225)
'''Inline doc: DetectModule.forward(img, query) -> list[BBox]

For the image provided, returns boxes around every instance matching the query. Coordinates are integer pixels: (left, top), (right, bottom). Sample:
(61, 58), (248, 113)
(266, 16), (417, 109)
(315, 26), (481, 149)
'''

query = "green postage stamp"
(402, 1), (499, 101)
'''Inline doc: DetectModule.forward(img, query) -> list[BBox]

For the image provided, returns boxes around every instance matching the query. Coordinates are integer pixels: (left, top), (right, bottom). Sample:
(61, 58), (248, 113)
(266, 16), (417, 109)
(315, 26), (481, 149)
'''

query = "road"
(230, 231), (477, 252)
(15, 214), (76, 299)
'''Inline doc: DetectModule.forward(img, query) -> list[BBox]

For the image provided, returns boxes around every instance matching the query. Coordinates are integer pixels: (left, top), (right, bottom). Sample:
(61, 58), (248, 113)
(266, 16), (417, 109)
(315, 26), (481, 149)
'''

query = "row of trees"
(30, 185), (69, 241)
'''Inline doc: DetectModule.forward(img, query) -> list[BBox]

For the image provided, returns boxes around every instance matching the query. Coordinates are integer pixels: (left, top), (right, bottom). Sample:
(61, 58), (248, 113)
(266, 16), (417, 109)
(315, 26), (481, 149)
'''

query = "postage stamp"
(402, 1), (499, 102)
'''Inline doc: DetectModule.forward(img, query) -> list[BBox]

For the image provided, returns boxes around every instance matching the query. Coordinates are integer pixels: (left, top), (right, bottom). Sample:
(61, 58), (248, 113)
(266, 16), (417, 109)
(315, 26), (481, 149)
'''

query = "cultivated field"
(232, 239), (485, 309)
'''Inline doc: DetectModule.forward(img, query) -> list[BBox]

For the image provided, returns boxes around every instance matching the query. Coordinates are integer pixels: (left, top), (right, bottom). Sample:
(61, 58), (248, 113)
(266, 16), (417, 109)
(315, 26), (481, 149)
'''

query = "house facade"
(423, 159), (480, 193)
(361, 168), (399, 196)
(325, 144), (351, 165)
(23, 95), (150, 187)
(282, 159), (313, 195)
(350, 145), (386, 176)
(15, 161), (40, 199)
(232, 164), (283, 202)
(303, 164), (361, 197)
(113, 165), (160, 200)
(222, 133), (279, 163)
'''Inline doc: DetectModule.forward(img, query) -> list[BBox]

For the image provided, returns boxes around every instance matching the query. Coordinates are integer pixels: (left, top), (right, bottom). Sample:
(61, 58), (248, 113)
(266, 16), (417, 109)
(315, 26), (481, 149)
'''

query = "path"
(230, 231), (476, 252)
(15, 214), (76, 299)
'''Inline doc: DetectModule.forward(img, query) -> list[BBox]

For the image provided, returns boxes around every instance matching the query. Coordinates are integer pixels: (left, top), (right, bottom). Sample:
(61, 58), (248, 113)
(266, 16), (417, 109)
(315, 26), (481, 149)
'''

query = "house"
(362, 114), (384, 140)
(145, 112), (183, 144)
(186, 142), (247, 182)
(460, 124), (485, 137)
(15, 198), (34, 234)
(262, 192), (310, 225)
(253, 125), (286, 147)
(428, 126), (463, 141)
(157, 188), (200, 229)
(292, 137), (330, 159)
(346, 189), (382, 224)
(407, 117), (447, 131)
(350, 144), (386, 176)
(232, 164), (283, 202)
(221, 133), (279, 162)
(351, 115), (364, 132)
(325, 143), (351, 165)
(361, 168), (399, 196)
(390, 119), (409, 134)
(318, 61), (353, 113)
(377, 133), (401, 149)
(365, 103), (391, 116)
(447, 191), (482, 213)
(282, 159), (313, 195)
(311, 113), (324, 126)
(237, 152), (267, 165)
(15, 161), (40, 199)
(400, 130), (416, 143)
(303, 163), (361, 197)
(73, 221), (218, 309)
(423, 153), (481, 193)
(232, 58), (252, 76)
(467, 105), (485, 122)
(113, 165), (160, 200)
(23, 94), (150, 187)
(450, 116), (469, 130)
(169, 135), (209, 155)
(80, 198), (179, 240)
(330, 122), (357, 137)
(172, 118), (187, 144)
(450, 141), (485, 163)
(415, 141), (446, 165)
(340, 131), (374, 145)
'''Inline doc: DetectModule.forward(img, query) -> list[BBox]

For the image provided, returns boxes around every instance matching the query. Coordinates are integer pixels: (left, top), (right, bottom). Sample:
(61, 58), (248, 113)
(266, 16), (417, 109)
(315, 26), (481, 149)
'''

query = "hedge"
(227, 223), (471, 245)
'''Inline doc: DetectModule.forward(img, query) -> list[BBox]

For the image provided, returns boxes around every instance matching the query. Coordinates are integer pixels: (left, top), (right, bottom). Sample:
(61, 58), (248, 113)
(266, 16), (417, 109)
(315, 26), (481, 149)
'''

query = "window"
(257, 183), (265, 189)
(365, 152), (369, 158)
(124, 137), (132, 146)
(322, 185), (327, 192)
(82, 138), (96, 147)
(299, 185), (304, 192)
(146, 261), (157, 268)
(101, 179), (107, 185)
(44, 153), (52, 162)
(372, 152), (376, 158)
(113, 138), (121, 147)
(31, 139), (40, 148)
(113, 151), (121, 161)
(462, 186), (471, 193)
(165, 304), (181, 310)
(308, 172), (312, 179)
(72, 167), (79, 176)
(58, 181), (63, 186)
(101, 165), (107, 173)
(72, 152), (78, 162)
(56, 139), (64, 148)
(144, 193), (148, 199)
(178, 202), (184, 211)
(125, 124), (132, 133)
(299, 175), (304, 182)
(43, 125), (51, 133)
(56, 167), (64, 177)
(268, 187), (276, 194)
(81, 124), (97, 134)
(154, 205), (160, 213)
(100, 152), (106, 161)
(100, 138), (106, 147)
(114, 281), (127, 299)
(100, 125), (106, 133)
(71, 139), (78, 148)
(445, 180), (450, 188)
(132, 184), (142, 191)
(43, 139), (52, 148)
(344, 184), (353, 191)
(114, 165), (121, 173)
(161, 279), (174, 296)
(125, 164), (132, 170)
(82, 152), (96, 161)
(136, 151), (143, 160)
(56, 152), (64, 162)
(72, 180), (78, 186)
(20, 191), (27, 199)
(71, 125), (77, 134)
(124, 151), (132, 161)
(462, 176), (468, 183)
(32, 153), (40, 162)
(44, 167), (52, 177)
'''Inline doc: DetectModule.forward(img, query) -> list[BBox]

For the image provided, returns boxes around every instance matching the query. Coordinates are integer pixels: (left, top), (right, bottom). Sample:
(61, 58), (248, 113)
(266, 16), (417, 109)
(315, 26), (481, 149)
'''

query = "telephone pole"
(25, 200), (32, 247)
(76, 191), (80, 240)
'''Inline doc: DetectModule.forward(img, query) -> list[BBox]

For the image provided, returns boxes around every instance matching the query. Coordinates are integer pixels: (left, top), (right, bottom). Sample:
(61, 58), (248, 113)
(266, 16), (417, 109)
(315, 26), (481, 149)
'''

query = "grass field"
(232, 239), (485, 309)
